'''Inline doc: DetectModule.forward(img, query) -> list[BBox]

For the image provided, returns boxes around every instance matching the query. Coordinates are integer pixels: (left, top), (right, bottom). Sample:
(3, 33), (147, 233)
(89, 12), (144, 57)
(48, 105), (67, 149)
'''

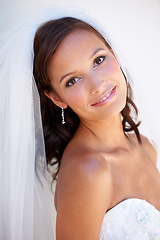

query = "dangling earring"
(61, 107), (65, 124)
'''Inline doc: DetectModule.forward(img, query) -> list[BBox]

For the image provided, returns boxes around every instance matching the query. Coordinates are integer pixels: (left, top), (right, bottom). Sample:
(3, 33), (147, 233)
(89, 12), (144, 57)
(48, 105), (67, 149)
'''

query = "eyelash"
(66, 55), (106, 87)
(66, 77), (82, 87)
(93, 56), (106, 69)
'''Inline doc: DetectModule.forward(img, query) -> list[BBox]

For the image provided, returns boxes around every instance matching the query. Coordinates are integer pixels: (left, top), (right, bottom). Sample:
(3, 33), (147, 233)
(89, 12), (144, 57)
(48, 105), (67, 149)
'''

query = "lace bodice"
(99, 198), (160, 240)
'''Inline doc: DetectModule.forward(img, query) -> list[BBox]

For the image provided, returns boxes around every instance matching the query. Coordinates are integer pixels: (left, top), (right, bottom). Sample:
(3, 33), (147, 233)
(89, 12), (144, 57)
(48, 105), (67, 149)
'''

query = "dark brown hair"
(33, 17), (141, 181)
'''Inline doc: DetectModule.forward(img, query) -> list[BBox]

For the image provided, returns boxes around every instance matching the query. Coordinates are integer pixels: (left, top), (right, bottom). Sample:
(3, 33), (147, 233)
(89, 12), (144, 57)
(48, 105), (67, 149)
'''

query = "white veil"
(0, 3), (159, 240)
(0, 8), (58, 240)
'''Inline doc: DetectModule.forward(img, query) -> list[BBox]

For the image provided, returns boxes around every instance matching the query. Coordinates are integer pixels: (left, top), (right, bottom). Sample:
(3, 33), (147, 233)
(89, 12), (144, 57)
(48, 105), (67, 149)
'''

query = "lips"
(91, 86), (116, 106)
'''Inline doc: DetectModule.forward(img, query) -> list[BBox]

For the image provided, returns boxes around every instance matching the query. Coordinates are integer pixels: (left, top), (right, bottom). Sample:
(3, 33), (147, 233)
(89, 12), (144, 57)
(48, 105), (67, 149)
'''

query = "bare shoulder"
(70, 151), (112, 181)
(140, 135), (157, 165)
(64, 151), (113, 207)
(58, 150), (113, 205)
(56, 151), (113, 240)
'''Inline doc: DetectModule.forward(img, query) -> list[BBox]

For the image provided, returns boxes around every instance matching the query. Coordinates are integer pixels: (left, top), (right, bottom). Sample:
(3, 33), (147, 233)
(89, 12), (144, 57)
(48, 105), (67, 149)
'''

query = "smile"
(97, 89), (113, 103)
(91, 86), (116, 106)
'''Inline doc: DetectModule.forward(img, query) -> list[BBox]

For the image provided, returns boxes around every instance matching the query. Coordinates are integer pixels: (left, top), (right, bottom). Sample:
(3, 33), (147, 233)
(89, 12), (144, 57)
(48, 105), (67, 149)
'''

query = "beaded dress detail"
(99, 198), (160, 240)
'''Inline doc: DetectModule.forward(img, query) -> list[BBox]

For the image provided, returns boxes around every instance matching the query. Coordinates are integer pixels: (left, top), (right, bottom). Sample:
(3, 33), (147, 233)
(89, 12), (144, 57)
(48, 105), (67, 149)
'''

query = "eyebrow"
(89, 47), (105, 59)
(59, 48), (105, 83)
(60, 71), (76, 83)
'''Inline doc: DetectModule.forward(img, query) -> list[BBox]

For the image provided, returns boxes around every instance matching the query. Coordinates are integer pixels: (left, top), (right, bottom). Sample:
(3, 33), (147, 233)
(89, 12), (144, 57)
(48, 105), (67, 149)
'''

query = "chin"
(105, 99), (127, 120)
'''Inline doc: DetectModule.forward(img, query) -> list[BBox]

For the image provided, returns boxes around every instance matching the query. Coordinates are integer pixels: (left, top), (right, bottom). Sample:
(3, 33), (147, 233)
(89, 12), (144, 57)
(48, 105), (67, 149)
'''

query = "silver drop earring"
(61, 107), (65, 124)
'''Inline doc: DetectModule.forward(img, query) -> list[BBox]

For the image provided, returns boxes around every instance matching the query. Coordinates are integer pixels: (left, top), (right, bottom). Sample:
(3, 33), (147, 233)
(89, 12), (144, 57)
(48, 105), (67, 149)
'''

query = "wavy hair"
(33, 17), (141, 181)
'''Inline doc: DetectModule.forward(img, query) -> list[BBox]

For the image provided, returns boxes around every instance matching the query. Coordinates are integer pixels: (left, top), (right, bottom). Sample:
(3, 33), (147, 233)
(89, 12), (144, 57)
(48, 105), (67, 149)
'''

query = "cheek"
(107, 59), (127, 105)
(63, 88), (86, 108)
(51, 79), (86, 107)
(109, 60), (127, 89)
(102, 57), (120, 78)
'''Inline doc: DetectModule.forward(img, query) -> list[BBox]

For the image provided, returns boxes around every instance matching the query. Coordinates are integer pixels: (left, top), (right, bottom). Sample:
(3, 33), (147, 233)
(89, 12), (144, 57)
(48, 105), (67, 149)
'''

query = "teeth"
(97, 90), (112, 104)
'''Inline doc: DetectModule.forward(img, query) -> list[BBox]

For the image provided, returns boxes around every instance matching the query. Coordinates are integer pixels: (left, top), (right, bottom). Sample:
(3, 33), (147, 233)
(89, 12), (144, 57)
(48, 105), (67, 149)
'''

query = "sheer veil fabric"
(0, 8), (58, 240)
(0, 4), (159, 240)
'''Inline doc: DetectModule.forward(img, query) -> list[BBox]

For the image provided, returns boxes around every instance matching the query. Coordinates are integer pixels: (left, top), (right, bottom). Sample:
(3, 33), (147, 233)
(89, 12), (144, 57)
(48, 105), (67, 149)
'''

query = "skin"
(46, 29), (160, 240)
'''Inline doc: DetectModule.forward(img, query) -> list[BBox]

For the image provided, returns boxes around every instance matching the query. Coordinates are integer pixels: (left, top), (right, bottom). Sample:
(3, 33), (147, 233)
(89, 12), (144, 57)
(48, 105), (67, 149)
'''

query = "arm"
(56, 153), (113, 240)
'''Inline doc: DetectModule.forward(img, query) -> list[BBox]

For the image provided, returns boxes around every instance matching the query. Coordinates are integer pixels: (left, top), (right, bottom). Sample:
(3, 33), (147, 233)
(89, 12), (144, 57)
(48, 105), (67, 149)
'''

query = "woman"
(33, 17), (160, 239)
(0, 13), (160, 240)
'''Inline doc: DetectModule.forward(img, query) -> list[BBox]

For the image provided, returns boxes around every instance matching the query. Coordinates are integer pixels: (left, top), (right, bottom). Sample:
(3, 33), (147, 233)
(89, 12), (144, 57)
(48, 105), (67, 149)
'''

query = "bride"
(0, 9), (160, 240)
(33, 16), (160, 239)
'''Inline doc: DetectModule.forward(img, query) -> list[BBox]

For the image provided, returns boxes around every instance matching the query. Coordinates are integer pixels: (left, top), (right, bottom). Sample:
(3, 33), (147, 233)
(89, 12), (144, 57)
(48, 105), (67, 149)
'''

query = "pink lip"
(91, 86), (116, 106)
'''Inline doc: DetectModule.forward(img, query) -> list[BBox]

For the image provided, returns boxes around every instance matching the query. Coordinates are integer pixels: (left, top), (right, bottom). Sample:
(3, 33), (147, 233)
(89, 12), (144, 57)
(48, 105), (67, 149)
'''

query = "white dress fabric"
(99, 198), (160, 240)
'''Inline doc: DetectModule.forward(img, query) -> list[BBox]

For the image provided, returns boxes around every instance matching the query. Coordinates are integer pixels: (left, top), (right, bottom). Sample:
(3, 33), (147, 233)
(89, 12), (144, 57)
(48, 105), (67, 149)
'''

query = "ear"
(44, 91), (68, 109)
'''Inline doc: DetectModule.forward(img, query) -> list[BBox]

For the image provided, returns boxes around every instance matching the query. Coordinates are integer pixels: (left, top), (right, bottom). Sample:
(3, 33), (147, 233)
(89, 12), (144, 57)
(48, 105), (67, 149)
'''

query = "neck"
(79, 114), (130, 151)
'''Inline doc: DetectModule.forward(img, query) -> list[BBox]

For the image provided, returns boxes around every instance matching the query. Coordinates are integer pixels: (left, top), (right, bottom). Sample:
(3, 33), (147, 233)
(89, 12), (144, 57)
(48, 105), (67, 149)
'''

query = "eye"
(66, 76), (82, 87)
(93, 56), (106, 69)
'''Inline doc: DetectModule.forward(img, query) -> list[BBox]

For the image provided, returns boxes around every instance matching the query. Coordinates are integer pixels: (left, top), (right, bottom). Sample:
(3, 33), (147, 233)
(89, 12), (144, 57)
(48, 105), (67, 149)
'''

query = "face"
(47, 29), (127, 123)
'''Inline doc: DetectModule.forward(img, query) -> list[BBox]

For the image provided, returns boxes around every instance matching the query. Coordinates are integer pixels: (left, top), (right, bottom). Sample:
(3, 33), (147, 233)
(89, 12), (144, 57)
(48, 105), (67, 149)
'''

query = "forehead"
(48, 29), (108, 79)
(55, 29), (106, 57)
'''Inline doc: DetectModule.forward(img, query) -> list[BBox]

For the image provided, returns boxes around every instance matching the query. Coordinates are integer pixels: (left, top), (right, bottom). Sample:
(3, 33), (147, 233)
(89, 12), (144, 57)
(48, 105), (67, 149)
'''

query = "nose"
(88, 73), (106, 94)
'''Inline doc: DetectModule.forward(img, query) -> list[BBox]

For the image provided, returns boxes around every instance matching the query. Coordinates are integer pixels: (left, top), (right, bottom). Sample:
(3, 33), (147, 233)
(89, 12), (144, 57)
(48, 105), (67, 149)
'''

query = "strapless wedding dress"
(99, 198), (160, 240)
